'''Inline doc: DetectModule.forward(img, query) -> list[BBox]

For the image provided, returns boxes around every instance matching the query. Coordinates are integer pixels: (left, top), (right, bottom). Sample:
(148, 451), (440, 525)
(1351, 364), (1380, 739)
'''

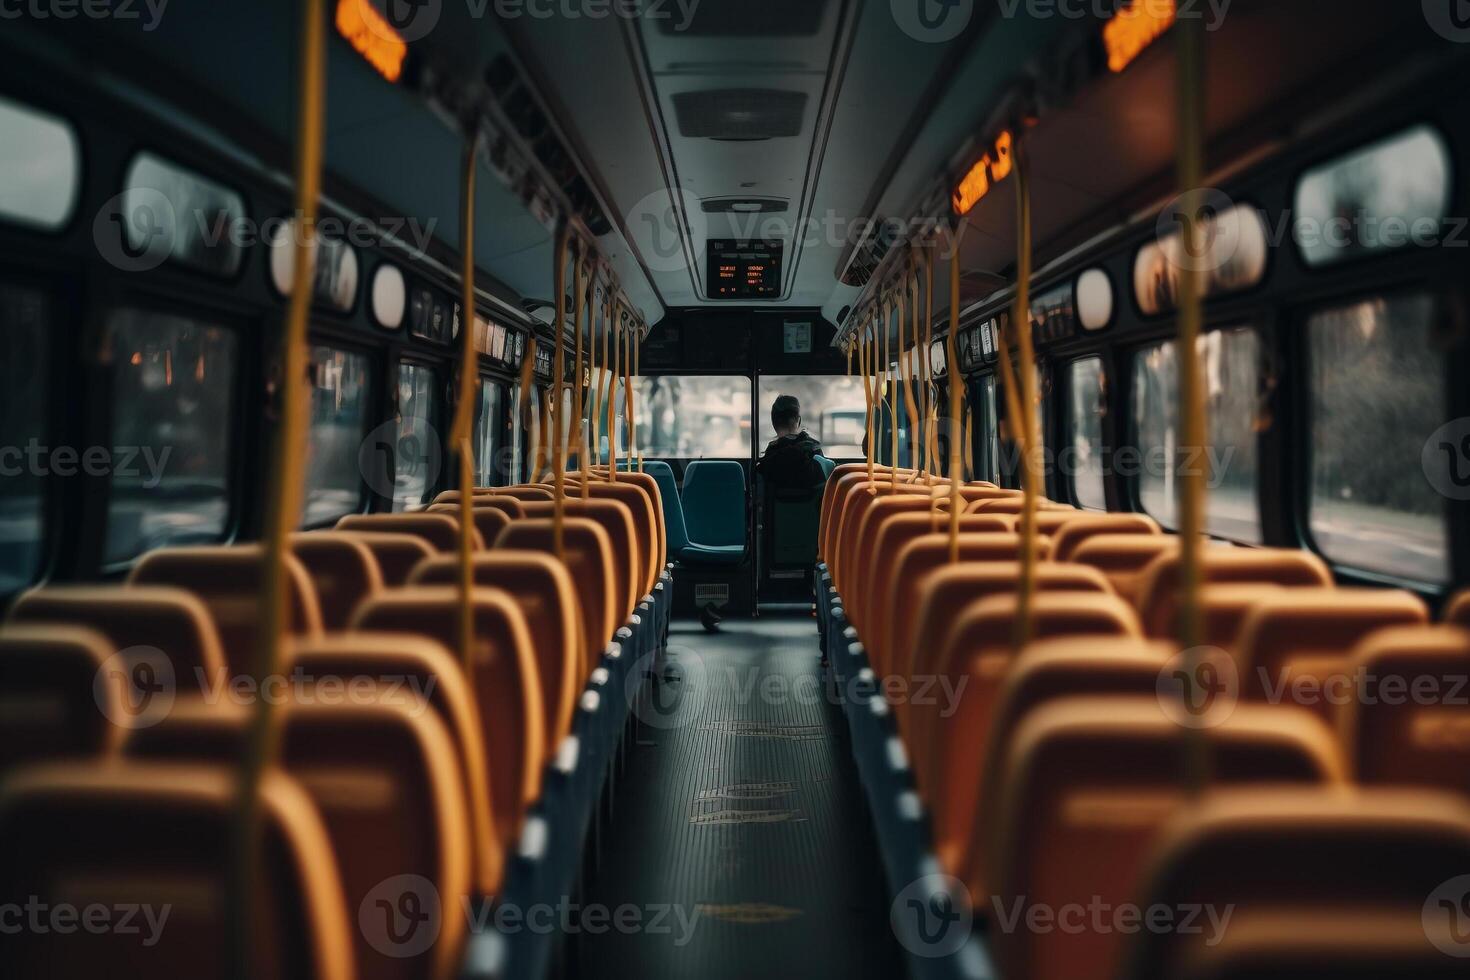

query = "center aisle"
(574, 614), (906, 980)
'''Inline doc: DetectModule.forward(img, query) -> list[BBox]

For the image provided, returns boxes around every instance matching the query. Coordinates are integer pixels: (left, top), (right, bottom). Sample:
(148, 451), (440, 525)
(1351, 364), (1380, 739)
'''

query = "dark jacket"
(757, 431), (826, 488)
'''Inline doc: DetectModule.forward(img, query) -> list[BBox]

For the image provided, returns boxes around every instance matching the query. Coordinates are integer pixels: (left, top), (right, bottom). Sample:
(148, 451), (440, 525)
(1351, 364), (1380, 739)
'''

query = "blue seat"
(678, 460), (747, 565)
(816, 455), (835, 479)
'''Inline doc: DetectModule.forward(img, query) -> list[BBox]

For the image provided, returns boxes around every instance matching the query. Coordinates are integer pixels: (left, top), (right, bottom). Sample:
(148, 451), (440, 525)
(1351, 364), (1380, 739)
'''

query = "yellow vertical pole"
(900, 270), (921, 485)
(1011, 133), (1041, 651)
(232, 1), (324, 976)
(552, 226), (569, 558)
(451, 135), (480, 670)
(946, 229), (966, 562)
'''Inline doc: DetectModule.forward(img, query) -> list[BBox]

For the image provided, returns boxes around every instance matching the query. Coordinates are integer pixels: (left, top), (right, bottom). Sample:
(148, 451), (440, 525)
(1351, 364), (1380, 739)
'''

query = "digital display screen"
(707, 239), (782, 299)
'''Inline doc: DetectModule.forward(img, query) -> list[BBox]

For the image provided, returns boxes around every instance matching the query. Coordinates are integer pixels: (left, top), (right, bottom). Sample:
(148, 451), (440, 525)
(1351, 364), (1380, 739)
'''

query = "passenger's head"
(771, 395), (802, 436)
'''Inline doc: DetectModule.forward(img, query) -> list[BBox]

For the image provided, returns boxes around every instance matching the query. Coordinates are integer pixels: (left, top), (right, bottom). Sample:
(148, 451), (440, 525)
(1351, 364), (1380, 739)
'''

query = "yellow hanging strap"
(899, 271), (921, 484)
(607, 307), (620, 482)
(886, 298), (899, 491)
(861, 315), (875, 490)
(622, 316), (635, 472)
(1176, 10), (1210, 794)
(572, 253), (590, 497)
(551, 227), (569, 558)
(1011, 133), (1042, 652)
(518, 335), (538, 483)
(590, 275), (607, 478)
(233, 0), (324, 976)
(633, 324), (643, 472)
(945, 227), (967, 562)
(451, 135), (481, 673)
(918, 254), (934, 483)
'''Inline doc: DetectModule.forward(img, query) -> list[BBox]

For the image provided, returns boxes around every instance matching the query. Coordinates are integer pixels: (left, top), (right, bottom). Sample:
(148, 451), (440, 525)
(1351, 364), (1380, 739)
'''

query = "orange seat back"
(425, 503), (514, 547)
(495, 485), (556, 502)
(352, 587), (544, 845)
(290, 532), (383, 631)
(1342, 624), (1470, 796)
(0, 762), (354, 980)
(335, 513), (477, 553)
(128, 545), (323, 673)
(989, 699), (1343, 980)
(1445, 588), (1470, 628)
(583, 480), (660, 598)
(917, 595), (1144, 868)
(497, 517), (619, 654)
(834, 483), (929, 597)
(335, 531), (434, 587)
(1050, 513), (1160, 562)
(862, 512), (1016, 637)
(520, 500), (638, 623)
(1069, 534), (1180, 602)
(1238, 588), (1428, 717)
(842, 492), (935, 631)
(1135, 547), (1334, 638)
(0, 625), (124, 768)
(410, 551), (585, 745)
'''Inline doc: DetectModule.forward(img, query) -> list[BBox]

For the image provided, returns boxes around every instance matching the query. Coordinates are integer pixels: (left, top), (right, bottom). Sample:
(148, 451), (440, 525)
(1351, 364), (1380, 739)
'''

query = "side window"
(980, 374), (999, 483)
(392, 362), (440, 511)
(104, 308), (238, 564)
(1068, 357), (1107, 510)
(474, 379), (506, 487)
(1131, 326), (1261, 543)
(303, 345), (371, 527)
(0, 96), (80, 231)
(1308, 293), (1448, 582)
(0, 283), (51, 591)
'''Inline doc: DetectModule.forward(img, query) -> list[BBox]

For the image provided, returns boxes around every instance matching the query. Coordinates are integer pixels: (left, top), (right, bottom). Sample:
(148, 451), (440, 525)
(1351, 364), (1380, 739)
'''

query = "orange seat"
(352, 587), (544, 845)
(288, 634), (502, 896)
(410, 551), (585, 746)
(988, 698), (1343, 980)
(582, 479), (660, 598)
(1124, 788), (1470, 980)
(899, 562), (1114, 691)
(128, 545), (324, 673)
(496, 517), (618, 657)
(1135, 547), (1334, 638)
(840, 491), (936, 631)
(9, 585), (229, 689)
(965, 495), (1066, 515)
(1069, 534), (1180, 602)
(876, 533), (1051, 676)
(860, 512), (1016, 637)
(494, 485), (556, 502)
(0, 625), (125, 768)
(126, 696), (471, 980)
(1050, 513), (1161, 563)
(823, 472), (914, 578)
(916, 594), (1145, 867)
(590, 469), (668, 573)
(1193, 582), (1285, 651)
(336, 531), (435, 587)
(335, 513), (478, 554)
(520, 499), (638, 623)
(430, 493), (527, 521)
(0, 762), (353, 980)
(1237, 588), (1429, 718)
(1445, 587), (1470, 628)
(290, 532), (384, 631)
(420, 506), (512, 550)
(945, 637), (1173, 893)
(817, 464), (879, 561)
(834, 483), (929, 598)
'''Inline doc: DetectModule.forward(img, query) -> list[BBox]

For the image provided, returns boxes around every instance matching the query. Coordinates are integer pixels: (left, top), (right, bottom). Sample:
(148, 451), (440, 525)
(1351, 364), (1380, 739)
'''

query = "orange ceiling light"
(336, 0), (407, 83)
(1104, 0), (1177, 73)
(951, 130), (1015, 217)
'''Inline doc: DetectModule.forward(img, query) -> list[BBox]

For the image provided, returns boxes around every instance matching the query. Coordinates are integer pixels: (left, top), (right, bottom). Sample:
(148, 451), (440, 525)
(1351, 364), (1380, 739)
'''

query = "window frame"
(388, 355), (445, 512)
(1064, 354), (1109, 511)
(119, 149), (252, 283)
(300, 337), (377, 529)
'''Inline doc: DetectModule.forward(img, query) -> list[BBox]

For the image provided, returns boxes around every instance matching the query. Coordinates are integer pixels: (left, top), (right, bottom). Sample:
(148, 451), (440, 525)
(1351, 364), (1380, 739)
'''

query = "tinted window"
(0, 96), (79, 231)
(757, 375), (866, 459)
(104, 309), (237, 563)
(632, 376), (752, 459)
(303, 346), (371, 527)
(0, 283), (50, 591)
(1295, 126), (1451, 268)
(1068, 357), (1107, 510)
(122, 154), (246, 277)
(1309, 294), (1447, 582)
(474, 379), (507, 487)
(1132, 327), (1261, 543)
(392, 363), (440, 511)
(1134, 203), (1269, 316)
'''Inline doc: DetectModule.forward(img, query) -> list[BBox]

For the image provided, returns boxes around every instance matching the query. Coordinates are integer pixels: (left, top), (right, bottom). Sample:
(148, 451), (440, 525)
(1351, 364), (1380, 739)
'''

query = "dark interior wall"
(642, 309), (846, 376)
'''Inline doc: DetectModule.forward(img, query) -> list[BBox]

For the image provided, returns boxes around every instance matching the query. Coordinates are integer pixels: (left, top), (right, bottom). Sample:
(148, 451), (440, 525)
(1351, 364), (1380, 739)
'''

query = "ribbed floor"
(573, 615), (905, 980)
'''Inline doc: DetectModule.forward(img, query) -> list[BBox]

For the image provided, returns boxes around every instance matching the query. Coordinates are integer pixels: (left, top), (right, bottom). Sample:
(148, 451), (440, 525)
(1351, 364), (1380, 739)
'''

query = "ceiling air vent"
(656, 0), (825, 36)
(673, 90), (806, 141)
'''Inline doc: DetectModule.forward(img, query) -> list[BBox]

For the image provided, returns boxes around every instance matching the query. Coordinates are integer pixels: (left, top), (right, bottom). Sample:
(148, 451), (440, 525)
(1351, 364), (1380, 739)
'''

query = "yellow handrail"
(451, 134), (480, 671)
(552, 225), (569, 558)
(232, 0), (324, 975)
(861, 313), (875, 490)
(899, 269), (921, 483)
(946, 225), (967, 562)
(518, 335), (538, 482)
(1010, 132), (1041, 651)
(633, 321), (643, 472)
(886, 297), (899, 492)
(607, 305), (620, 482)
(572, 252), (589, 497)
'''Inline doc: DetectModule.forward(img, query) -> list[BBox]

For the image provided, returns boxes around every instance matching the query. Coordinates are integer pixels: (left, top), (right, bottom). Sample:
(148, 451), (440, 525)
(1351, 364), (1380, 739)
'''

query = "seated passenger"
(757, 395), (829, 488)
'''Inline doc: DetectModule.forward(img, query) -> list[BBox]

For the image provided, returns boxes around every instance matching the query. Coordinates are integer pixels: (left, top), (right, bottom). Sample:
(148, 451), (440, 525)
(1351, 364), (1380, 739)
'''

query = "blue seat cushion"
(624, 460), (691, 555)
(676, 542), (746, 566)
(681, 460), (746, 549)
